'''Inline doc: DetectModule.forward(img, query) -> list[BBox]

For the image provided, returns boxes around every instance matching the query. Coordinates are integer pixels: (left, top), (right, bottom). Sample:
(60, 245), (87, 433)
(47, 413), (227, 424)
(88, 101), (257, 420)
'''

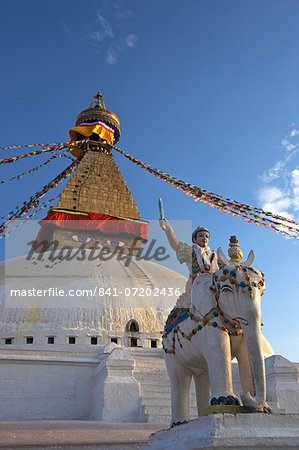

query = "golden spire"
(88, 90), (106, 110)
(228, 235), (243, 262)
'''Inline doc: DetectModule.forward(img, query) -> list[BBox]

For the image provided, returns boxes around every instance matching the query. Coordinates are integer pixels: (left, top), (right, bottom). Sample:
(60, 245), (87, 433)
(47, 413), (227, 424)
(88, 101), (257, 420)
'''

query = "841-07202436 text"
(98, 287), (181, 297)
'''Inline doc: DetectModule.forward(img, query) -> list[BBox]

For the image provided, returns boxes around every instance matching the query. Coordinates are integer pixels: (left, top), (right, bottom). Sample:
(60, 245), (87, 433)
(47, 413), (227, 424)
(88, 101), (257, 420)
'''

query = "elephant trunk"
(241, 322), (266, 411)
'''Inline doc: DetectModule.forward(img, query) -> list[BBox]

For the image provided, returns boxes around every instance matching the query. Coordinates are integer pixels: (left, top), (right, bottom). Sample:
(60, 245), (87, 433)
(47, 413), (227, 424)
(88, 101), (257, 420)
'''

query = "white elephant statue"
(162, 239), (271, 426)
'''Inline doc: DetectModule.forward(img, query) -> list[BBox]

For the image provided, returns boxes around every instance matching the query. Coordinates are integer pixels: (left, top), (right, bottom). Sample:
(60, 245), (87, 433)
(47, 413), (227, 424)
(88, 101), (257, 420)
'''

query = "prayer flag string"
(0, 156), (82, 237)
(0, 142), (61, 151)
(112, 145), (299, 240)
(0, 137), (298, 240)
(0, 140), (83, 166)
(0, 149), (73, 184)
(0, 194), (61, 240)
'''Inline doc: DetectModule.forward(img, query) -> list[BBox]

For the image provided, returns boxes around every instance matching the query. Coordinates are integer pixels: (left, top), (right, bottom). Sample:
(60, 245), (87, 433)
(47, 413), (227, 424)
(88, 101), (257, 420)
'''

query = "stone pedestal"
(147, 413), (299, 449)
(266, 355), (299, 414)
(91, 344), (141, 422)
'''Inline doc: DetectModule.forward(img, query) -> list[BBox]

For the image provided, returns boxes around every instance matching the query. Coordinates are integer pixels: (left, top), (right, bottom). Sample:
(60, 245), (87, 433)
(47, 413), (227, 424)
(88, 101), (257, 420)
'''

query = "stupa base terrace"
(0, 345), (298, 423)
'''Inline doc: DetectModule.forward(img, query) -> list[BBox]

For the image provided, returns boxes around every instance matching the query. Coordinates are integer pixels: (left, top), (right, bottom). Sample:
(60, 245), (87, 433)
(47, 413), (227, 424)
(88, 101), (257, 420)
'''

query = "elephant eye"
(221, 285), (233, 294)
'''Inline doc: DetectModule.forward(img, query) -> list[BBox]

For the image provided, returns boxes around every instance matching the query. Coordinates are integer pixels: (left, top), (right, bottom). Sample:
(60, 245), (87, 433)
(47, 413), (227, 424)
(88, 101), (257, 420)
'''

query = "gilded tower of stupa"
(35, 91), (148, 252)
(59, 91), (140, 219)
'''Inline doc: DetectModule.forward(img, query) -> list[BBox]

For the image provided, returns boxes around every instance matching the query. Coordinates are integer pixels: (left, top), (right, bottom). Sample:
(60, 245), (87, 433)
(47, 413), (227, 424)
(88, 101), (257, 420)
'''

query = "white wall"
(0, 354), (97, 420)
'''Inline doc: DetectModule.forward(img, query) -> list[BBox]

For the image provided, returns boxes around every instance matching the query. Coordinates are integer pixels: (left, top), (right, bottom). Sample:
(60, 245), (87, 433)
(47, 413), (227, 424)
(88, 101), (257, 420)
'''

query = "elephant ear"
(191, 273), (217, 317)
(217, 247), (230, 266)
(241, 249), (255, 267)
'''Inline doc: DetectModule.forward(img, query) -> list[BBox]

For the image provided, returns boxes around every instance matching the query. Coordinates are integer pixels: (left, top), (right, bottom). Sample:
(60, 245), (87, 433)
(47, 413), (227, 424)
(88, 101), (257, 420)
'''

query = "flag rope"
(0, 194), (61, 240)
(0, 142), (62, 151)
(0, 156), (82, 237)
(0, 150), (75, 184)
(0, 138), (298, 240)
(112, 145), (299, 239)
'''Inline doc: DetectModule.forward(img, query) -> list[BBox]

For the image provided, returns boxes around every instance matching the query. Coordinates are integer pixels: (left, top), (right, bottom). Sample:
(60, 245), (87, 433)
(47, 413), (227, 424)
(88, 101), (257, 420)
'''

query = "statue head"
(192, 226), (210, 243)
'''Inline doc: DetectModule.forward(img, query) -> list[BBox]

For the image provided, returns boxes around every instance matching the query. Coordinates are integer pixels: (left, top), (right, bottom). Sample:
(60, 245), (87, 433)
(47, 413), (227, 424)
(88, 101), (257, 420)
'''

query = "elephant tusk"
(233, 317), (249, 326)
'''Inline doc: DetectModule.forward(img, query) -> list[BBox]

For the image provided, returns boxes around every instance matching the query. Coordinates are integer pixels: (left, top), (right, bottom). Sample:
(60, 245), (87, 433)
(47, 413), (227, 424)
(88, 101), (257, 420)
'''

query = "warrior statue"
(159, 217), (218, 308)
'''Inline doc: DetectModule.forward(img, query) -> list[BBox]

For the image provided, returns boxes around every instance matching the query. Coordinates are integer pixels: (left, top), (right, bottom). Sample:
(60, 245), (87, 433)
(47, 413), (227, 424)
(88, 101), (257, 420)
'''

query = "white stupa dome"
(0, 250), (186, 349)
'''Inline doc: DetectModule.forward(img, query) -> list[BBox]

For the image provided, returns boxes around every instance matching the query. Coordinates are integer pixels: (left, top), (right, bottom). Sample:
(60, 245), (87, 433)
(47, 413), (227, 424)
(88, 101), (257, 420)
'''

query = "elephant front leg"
(165, 355), (193, 426)
(236, 344), (272, 413)
(234, 338), (255, 398)
(205, 329), (239, 406)
(193, 370), (211, 413)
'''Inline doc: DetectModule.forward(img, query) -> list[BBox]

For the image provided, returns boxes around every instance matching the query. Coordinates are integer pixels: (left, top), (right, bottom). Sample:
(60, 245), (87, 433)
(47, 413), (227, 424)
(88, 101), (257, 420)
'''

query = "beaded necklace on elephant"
(215, 265), (265, 300)
(162, 307), (242, 355)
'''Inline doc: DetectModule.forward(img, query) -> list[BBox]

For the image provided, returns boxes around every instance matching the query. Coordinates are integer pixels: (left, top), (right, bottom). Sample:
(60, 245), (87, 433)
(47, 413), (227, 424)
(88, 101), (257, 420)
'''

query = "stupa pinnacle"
(58, 91), (140, 219)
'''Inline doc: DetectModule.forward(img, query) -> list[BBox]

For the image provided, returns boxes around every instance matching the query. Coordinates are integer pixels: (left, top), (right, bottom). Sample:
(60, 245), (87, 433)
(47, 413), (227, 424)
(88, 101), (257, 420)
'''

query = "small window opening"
(111, 338), (118, 344)
(26, 337), (34, 344)
(73, 206), (77, 209)
(5, 338), (12, 345)
(130, 338), (137, 347)
(151, 340), (157, 348)
(69, 337), (76, 344)
(126, 320), (139, 333)
(91, 337), (98, 345)
(130, 322), (138, 332)
(48, 337), (55, 344)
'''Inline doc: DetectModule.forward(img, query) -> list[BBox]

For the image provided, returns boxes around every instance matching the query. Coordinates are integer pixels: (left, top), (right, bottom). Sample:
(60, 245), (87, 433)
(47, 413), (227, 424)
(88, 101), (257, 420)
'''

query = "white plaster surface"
(0, 253), (185, 349)
(147, 413), (299, 449)
(92, 345), (140, 422)
(0, 348), (298, 422)
(0, 353), (97, 420)
(266, 354), (299, 413)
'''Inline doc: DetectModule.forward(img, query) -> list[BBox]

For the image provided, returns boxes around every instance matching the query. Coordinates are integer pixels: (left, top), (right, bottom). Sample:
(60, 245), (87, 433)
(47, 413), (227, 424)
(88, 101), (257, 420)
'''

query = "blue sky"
(0, 0), (298, 361)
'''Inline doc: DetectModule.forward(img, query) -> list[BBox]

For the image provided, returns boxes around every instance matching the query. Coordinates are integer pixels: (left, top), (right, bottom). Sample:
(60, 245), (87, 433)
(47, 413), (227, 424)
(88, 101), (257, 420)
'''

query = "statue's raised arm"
(159, 218), (180, 252)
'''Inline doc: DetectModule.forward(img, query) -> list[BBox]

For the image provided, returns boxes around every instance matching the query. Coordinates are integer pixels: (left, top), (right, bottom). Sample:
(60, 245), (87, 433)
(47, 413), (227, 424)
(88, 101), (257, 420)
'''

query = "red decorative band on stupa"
(33, 207), (149, 251)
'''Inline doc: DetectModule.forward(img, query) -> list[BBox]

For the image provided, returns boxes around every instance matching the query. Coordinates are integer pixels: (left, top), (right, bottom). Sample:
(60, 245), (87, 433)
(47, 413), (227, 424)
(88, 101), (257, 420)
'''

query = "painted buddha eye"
(69, 235), (93, 243)
(104, 239), (127, 247)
